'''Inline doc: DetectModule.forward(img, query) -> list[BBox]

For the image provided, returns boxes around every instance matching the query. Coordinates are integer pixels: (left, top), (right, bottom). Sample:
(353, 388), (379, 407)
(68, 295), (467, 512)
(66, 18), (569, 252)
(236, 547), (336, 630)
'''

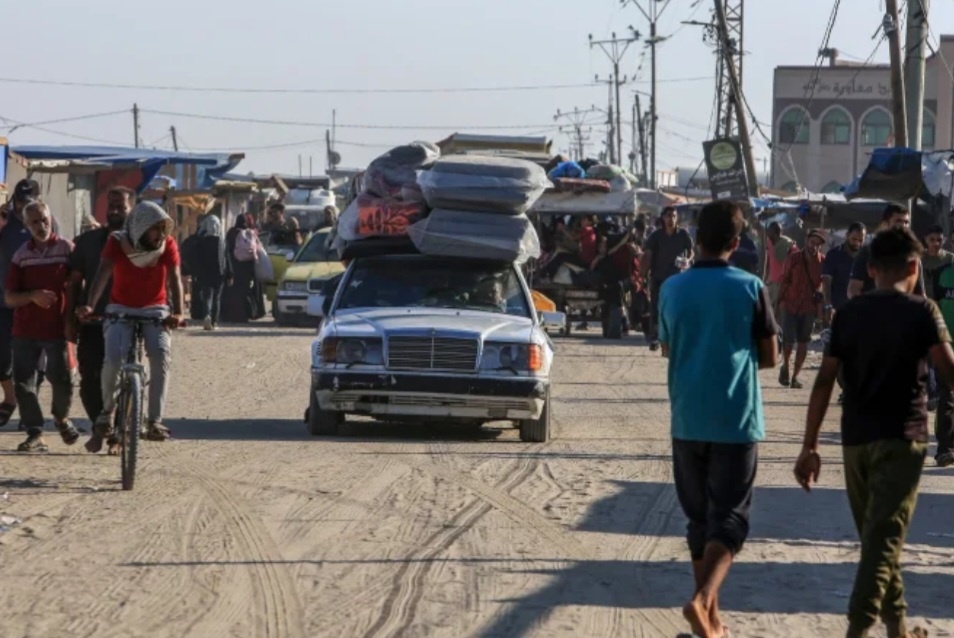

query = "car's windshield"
(337, 259), (531, 317)
(295, 232), (334, 263)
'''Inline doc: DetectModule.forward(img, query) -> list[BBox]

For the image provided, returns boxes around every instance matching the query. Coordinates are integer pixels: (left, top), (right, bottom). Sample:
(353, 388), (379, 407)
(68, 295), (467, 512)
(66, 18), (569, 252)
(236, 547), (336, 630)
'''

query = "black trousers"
(649, 279), (663, 341)
(13, 338), (73, 435)
(672, 438), (758, 560)
(196, 281), (224, 324)
(77, 323), (105, 422)
(0, 308), (14, 382)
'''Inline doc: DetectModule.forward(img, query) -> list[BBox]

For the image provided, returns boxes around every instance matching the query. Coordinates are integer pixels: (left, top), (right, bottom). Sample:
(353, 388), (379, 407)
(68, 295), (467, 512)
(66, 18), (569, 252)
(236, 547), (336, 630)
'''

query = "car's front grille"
(387, 336), (478, 371)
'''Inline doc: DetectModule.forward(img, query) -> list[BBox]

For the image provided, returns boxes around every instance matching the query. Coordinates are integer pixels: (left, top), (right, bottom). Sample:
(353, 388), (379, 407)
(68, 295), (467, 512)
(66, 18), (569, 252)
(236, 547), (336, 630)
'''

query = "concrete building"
(771, 36), (954, 193)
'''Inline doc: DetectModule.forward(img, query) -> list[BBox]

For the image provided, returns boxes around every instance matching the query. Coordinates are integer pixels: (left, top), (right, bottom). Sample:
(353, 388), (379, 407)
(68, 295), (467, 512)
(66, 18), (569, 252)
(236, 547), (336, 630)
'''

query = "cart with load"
(527, 187), (639, 339)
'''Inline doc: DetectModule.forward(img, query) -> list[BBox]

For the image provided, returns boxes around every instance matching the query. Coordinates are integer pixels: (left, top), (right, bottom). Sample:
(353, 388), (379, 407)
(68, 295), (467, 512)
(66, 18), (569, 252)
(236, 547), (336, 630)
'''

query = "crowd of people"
(0, 185), (339, 454)
(659, 199), (948, 638)
(0, 179), (185, 453)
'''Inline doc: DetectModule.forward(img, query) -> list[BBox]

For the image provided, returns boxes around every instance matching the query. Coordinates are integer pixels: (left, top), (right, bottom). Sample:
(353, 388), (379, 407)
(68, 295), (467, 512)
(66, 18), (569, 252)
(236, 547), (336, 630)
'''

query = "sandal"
(55, 420), (80, 446)
(85, 413), (114, 454)
(144, 422), (170, 442)
(0, 401), (16, 427)
(17, 432), (49, 453)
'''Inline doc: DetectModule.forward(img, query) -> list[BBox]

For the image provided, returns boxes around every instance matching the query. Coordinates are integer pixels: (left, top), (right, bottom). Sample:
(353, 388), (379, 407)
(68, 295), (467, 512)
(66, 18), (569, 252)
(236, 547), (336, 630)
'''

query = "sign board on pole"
(703, 138), (750, 201)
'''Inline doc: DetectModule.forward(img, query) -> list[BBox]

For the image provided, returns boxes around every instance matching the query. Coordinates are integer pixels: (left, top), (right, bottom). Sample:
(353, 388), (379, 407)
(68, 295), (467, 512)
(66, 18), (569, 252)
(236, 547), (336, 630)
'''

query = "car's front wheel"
(307, 389), (343, 436)
(519, 389), (550, 443)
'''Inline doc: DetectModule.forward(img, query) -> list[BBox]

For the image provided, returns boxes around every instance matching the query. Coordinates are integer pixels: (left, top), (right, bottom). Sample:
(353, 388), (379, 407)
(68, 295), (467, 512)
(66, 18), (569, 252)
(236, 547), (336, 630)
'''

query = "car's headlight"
(283, 280), (308, 292)
(320, 337), (384, 365)
(480, 342), (543, 372)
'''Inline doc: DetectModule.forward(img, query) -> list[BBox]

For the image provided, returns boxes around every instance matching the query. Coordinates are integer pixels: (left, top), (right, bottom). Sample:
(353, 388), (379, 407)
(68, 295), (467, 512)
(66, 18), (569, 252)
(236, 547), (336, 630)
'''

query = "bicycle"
(98, 313), (168, 491)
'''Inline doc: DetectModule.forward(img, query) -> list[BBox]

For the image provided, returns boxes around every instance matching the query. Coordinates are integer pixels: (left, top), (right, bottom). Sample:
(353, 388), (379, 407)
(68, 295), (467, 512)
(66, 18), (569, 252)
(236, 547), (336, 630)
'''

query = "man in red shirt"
(4, 200), (77, 452)
(778, 229), (826, 389)
(579, 216), (598, 265)
(78, 201), (185, 452)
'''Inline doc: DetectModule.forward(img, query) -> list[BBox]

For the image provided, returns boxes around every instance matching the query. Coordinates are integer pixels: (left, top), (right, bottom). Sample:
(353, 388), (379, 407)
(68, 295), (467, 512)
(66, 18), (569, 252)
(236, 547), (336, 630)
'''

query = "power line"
(778, 0), (843, 155)
(0, 113), (127, 145)
(0, 76), (710, 95)
(138, 108), (562, 132)
(0, 109), (127, 133)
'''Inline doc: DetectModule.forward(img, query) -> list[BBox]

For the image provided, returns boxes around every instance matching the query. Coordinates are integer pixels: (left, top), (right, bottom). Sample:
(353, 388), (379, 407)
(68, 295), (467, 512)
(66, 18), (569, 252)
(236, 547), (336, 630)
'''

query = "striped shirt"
(5, 235), (73, 340)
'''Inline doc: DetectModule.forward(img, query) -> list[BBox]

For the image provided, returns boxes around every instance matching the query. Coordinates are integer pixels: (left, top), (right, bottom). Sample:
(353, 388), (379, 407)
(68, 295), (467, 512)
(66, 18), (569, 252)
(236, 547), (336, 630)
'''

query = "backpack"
(233, 229), (258, 262)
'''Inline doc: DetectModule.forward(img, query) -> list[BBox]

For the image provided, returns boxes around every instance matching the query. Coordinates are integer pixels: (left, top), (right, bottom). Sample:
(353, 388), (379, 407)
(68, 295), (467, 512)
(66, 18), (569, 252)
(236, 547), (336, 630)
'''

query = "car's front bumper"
(312, 371), (548, 420)
(276, 289), (309, 316)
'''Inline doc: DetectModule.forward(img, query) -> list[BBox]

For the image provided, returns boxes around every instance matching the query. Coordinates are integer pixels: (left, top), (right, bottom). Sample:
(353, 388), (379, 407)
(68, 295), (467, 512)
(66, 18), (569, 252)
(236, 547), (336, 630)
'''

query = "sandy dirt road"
(0, 324), (952, 638)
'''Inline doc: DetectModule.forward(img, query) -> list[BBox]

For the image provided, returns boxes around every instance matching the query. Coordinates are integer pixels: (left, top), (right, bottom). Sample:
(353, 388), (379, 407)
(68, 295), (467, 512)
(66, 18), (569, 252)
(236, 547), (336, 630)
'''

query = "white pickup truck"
(307, 253), (555, 441)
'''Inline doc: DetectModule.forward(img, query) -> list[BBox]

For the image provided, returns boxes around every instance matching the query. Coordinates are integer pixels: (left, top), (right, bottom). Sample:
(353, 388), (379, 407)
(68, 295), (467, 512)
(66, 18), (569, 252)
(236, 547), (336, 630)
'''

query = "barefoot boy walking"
(796, 227), (952, 638)
(659, 200), (779, 638)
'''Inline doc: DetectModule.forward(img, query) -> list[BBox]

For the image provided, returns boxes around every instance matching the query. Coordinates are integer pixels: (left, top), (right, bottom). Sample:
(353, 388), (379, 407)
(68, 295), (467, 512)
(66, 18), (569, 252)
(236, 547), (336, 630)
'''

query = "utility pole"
(132, 103), (140, 149)
(624, 0), (672, 188)
(554, 107), (600, 160)
(594, 76), (617, 164)
(634, 92), (649, 186)
(169, 126), (179, 152)
(884, 0), (908, 147)
(682, 2), (744, 138)
(590, 29), (639, 167)
(904, 0), (929, 150)
(713, 0), (759, 197)
(629, 98), (638, 174)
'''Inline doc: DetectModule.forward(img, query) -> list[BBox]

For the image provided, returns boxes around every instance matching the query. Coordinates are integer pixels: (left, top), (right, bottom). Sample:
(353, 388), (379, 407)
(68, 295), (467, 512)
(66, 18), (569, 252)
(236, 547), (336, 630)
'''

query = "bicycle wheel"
(119, 372), (144, 491)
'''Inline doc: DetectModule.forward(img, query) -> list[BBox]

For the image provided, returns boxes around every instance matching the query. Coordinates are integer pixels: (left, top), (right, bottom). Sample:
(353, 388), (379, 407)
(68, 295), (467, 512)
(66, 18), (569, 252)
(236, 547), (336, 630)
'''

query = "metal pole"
(636, 93), (648, 186)
(713, 0), (759, 197)
(885, 0), (909, 147)
(650, 21), (658, 189)
(630, 96), (637, 174)
(133, 103), (140, 149)
(170, 126), (179, 151)
(615, 62), (624, 167)
(904, 0), (929, 150)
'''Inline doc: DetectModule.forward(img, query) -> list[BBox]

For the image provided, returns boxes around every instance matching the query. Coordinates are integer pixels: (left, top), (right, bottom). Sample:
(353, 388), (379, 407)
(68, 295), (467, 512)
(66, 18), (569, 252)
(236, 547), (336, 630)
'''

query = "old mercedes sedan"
(307, 253), (554, 441)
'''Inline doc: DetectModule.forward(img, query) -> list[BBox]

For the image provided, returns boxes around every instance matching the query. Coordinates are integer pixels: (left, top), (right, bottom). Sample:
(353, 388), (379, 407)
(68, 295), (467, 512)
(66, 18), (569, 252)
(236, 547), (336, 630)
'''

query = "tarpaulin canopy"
(11, 145), (243, 192)
(843, 147), (924, 202)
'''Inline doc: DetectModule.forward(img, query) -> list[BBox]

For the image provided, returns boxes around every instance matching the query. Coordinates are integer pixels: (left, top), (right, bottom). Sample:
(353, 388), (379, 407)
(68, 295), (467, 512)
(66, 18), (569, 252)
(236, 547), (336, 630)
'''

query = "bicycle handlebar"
(85, 313), (186, 328)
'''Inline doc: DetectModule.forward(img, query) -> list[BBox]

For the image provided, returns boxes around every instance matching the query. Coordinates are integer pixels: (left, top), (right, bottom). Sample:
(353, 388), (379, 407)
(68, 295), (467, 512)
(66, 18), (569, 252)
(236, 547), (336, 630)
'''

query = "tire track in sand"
(358, 449), (540, 638)
(170, 457), (308, 638)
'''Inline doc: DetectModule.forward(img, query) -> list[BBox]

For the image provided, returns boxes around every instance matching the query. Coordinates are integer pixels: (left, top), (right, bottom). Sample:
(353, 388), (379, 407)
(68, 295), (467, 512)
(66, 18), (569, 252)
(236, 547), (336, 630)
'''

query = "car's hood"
(330, 308), (536, 342)
(283, 261), (344, 282)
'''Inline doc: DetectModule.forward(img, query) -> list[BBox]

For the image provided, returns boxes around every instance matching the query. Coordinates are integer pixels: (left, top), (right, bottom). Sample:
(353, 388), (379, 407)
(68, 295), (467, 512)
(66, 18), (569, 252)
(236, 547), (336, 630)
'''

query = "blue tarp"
(843, 147), (923, 201)
(11, 145), (242, 191)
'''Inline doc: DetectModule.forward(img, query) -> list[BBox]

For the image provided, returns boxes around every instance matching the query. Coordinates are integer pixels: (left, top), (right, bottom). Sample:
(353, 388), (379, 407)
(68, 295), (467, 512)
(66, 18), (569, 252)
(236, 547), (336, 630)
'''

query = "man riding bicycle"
(77, 201), (185, 453)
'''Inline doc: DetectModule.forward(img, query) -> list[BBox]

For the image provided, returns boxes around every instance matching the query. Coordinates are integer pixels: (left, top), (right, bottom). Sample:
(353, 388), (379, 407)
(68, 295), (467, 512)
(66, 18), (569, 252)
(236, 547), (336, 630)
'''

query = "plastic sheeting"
(417, 156), (550, 214)
(408, 209), (541, 264)
(362, 142), (440, 199)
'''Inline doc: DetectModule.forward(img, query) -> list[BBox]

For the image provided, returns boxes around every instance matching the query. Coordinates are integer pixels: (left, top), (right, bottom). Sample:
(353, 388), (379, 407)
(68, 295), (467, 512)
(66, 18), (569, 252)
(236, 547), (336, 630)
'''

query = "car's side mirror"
(284, 250), (296, 261)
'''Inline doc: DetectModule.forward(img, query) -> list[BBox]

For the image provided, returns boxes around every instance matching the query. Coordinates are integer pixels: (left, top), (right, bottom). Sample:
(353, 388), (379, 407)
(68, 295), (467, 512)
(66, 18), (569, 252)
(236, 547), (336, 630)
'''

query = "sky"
(3, 0), (953, 177)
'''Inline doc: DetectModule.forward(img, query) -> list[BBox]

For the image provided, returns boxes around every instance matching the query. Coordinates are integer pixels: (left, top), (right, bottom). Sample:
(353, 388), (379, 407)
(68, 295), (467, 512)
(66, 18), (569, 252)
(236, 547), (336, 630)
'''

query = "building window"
(861, 109), (892, 146)
(923, 110), (936, 147)
(778, 108), (809, 145)
(821, 109), (851, 145)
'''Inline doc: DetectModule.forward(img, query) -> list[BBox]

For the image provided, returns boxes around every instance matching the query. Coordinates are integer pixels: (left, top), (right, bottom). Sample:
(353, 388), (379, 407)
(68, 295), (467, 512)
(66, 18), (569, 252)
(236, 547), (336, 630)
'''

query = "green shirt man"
(931, 263), (954, 465)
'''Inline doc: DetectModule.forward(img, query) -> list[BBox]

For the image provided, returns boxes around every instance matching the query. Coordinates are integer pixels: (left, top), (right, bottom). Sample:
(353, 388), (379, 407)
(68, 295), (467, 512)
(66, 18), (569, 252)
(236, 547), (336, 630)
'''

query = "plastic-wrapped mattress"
(407, 209), (541, 264)
(417, 155), (550, 215)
